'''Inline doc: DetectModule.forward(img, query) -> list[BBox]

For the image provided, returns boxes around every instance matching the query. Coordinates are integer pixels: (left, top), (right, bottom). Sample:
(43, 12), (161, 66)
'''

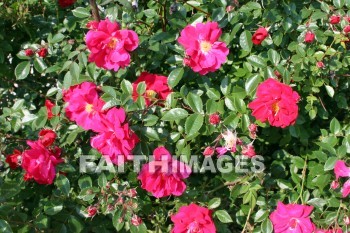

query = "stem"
(183, 1), (210, 16)
(297, 156), (308, 204)
(89, 0), (100, 22)
(241, 208), (252, 233)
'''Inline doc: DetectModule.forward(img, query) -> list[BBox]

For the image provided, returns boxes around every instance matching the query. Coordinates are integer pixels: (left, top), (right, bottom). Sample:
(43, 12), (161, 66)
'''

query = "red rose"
(37, 48), (48, 57)
(24, 49), (34, 57)
(329, 15), (341, 24)
(344, 25), (350, 34)
(203, 147), (215, 157)
(39, 129), (57, 147)
(58, 0), (76, 8)
(45, 100), (55, 120)
(209, 113), (220, 125)
(252, 27), (269, 45)
(5, 149), (22, 169)
(304, 31), (315, 43)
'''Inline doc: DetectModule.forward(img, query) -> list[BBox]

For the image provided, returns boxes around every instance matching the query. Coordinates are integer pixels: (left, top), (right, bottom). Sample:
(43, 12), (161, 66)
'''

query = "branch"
(89, 0), (100, 22)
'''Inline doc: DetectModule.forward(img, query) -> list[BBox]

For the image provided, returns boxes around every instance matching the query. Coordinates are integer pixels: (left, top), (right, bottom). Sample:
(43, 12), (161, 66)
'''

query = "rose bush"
(0, 0), (350, 232)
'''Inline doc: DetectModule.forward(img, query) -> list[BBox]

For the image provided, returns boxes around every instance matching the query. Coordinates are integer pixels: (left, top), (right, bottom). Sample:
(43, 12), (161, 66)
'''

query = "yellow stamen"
(200, 41), (212, 53)
(145, 90), (157, 99)
(272, 102), (280, 115)
(85, 104), (94, 113)
(108, 37), (118, 49)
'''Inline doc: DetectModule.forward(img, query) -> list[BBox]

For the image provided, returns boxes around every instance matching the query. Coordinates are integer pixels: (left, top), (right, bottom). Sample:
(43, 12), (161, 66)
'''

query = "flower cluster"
(5, 129), (63, 184)
(332, 160), (350, 198)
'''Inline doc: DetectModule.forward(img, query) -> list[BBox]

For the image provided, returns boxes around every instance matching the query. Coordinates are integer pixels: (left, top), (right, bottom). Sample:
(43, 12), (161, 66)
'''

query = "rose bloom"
(329, 15), (341, 24)
(330, 180), (339, 189)
(138, 147), (191, 198)
(269, 202), (315, 233)
(171, 203), (216, 233)
(341, 180), (350, 198)
(58, 0), (76, 8)
(304, 31), (315, 43)
(63, 82), (105, 132)
(85, 19), (139, 71)
(178, 22), (229, 75)
(86, 21), (99, 30)
(25, 49), (34, 57)
(132, 72), (172, 106)
(90, 107), (139, 165)
(315, 229), (343, 233)
(22, 140), (63, 184)
(248, 78), (300, 128)
(252, 27), (269, 45)
(39, 129), (56, 147)
(334, 160), (350, 179)
(5, 149), (22, 169)
(37, 48), (48, 57)
(209, 113), (220, 125)
(45, 100), (55, 120)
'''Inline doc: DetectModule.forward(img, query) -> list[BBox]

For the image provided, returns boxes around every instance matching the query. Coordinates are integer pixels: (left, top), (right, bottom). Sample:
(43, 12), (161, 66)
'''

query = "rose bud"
(37, 48), (48, 57)
(131, 215), (142, 226)
(316, 61), (325, 69)
(24, 49), (34, 57)
(242, 144), (256, 158)
(5, 149), (22, 169)
(304, 31), (315, 43)
(329, 15), (341, 24)
(58, 0), (76, 8)
(209, 113), (220, 125)
(45, 100), (55, 120)
(226, 5), (234, 12)
(330, 180), (339, 189)
(344, 216), (350, 225)
(87, 206), (97, 217)
(343, 25), (350, 34)
(252, 27), (269, 45)
(128, 188), (137, 198)
(274, 70), (282, 79)
(39, 129), (57, 147)
(203, 147), (215, 157)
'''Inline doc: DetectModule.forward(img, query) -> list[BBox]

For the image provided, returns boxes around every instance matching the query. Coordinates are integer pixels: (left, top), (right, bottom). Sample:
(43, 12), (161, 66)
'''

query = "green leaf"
(34, 57), (47, 73)
(55, 175), (70, 196)
(325, 85), (334, 98)
(70, 62), (80, 81)
(72, 7), (91, 18)
(239, 31), (253, 52)
(78, 176), (92, 189)
(208, 198), (221, 209)
(324, 157), (337, 171)
(261, 219), (273, 233)
(136, 81), (146, 95)
(215, 210), (233, 223)
(161, 108), (188, 121)
(268, 49), (280, 66)
(185, 113), (204, 137)
(15, 61), (30, 80)
(245, 74), (261, 95)
(98, 173), (107, 188)
(51, 33), (65, 43)
(0, 220), (12, 233)
(212, 7), (225, 22)
(141, 127), (160, 141)
(168, 68), (184, 88)
(333, 0), (345, 8)
(44, 202), (63, 216)
(247, 55), (266, 69)
(68, 215), (83, 233)
(330, 118), (341, 134)
(187, 92), (203, 113)
(121, 79), (133, 95)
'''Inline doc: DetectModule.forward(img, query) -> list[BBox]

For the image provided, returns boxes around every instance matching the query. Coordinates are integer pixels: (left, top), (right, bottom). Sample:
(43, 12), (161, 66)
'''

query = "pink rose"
(178, 22), (229, 75)
(22, 141), (63, 184)
(252, 27), (269, 45)
(90, 107), (139, 165)
(63, 82), (105, 132)
(334, 160), (350, 179)
(248, 78), (300, 128)
(316, 61), (325, 68)
(85, 19), (139, 71)
(132, 72), (172, 106)
(330, 180), (339, 189)
(38, 129), (56, 147)
(269, 202), (315, 233)
(341, 180), (350, 198)
(203, 146), (215, 157)
(137, 147), (191, 198)
(304, 31), (315, 43)
(171, 203), (216, 233)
